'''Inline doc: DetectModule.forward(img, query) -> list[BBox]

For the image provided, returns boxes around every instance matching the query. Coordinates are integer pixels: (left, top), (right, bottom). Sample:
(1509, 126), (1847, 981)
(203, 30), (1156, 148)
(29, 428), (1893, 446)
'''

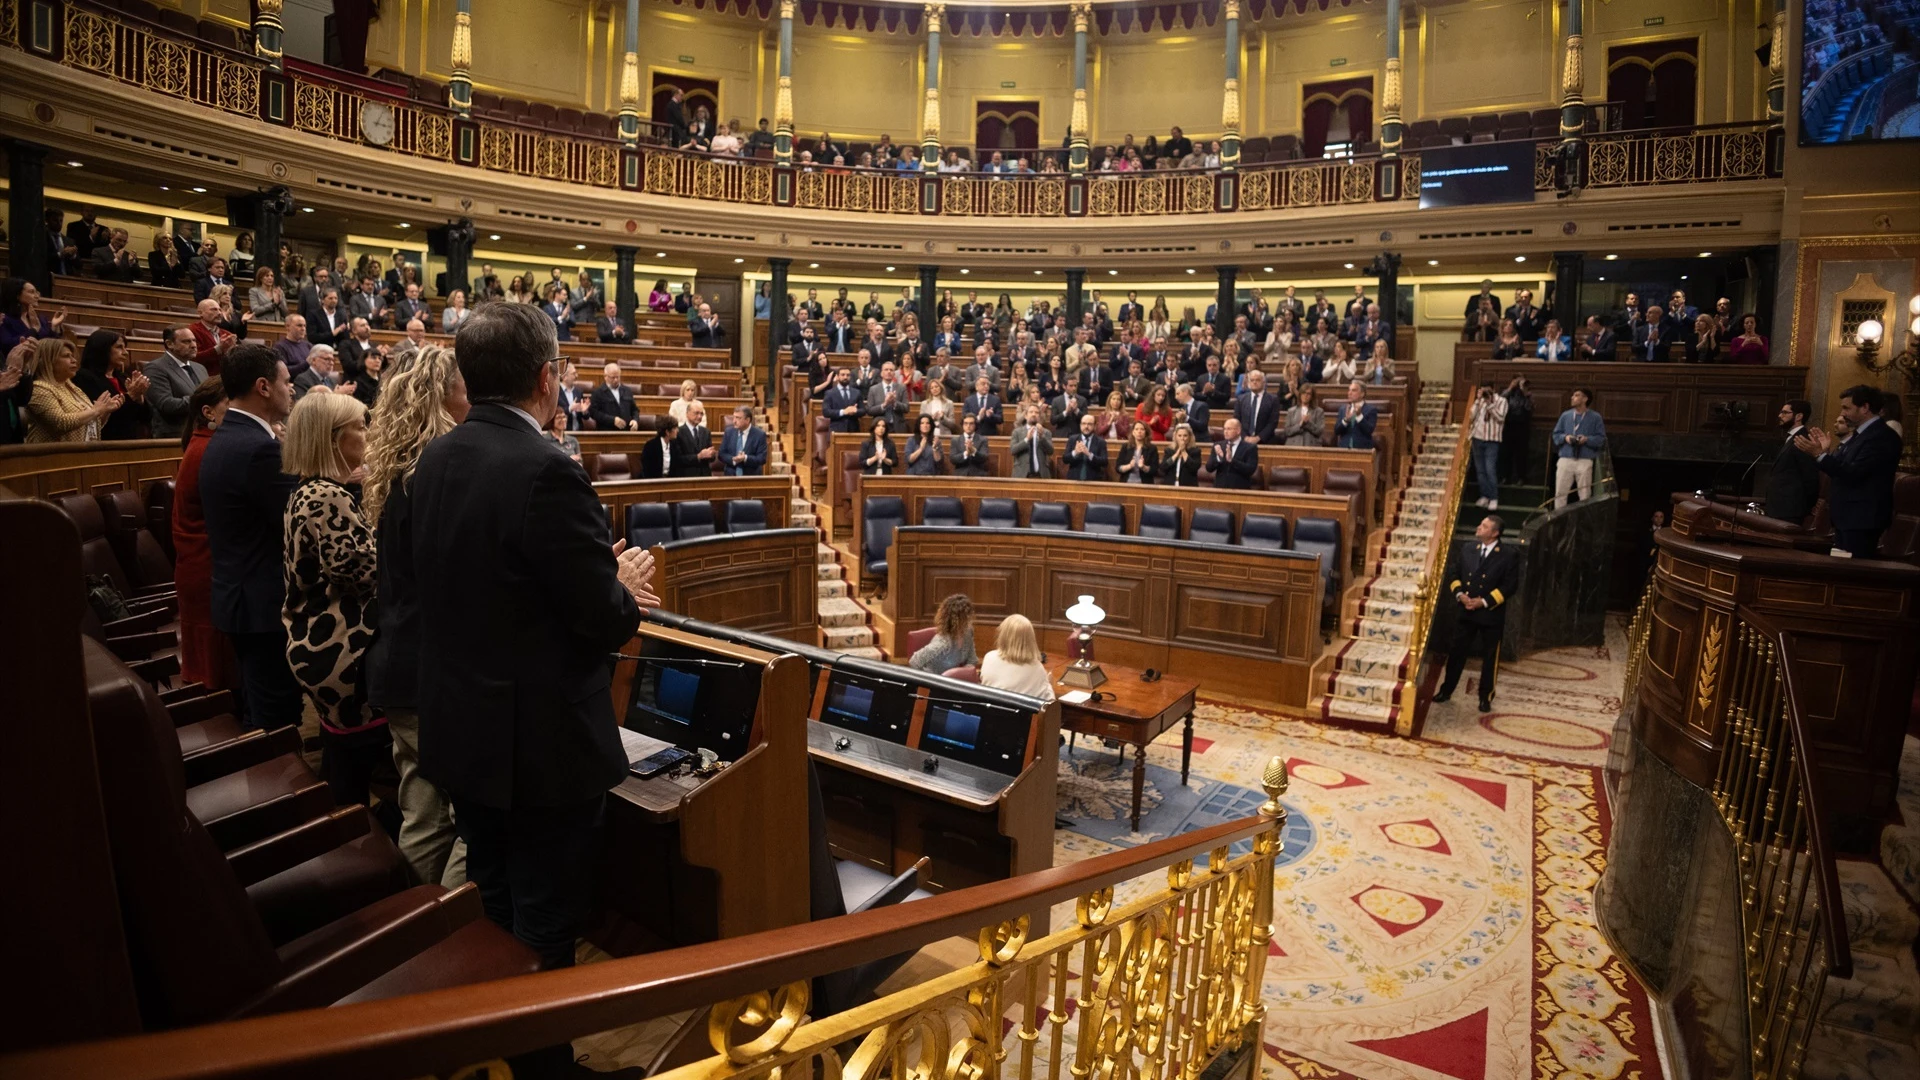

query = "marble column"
(1558, 0), (1587, 188)
(1065, 268), (1086, 326)
(775, 0), (795, 166)
(1068, 4), (1091, 175)
(922, 5), (944, 167)
(619, 0), (640, 145)
(1380, 0), (1402, 156)
(252, 0), (284, 68)
(1221, 0), (1242, 169)
(767, 257), (791, 399)
(614, 246), (639, 338)
(450, 0), (474, 118)
(1214, 266), (1237, 344)
(7, 139), (48, 294)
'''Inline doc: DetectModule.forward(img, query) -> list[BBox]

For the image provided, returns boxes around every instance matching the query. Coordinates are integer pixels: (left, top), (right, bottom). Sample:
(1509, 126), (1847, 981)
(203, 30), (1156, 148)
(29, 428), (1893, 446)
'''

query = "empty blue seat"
(1189, 508), (1233, 546)
(725, 499), (767, 532)
(1083, 502), (1123, 535)
(922, 496), (964, 528)
(672, 500), (717, 540)
(1291, 517), (1342, 604)
(1138, 504), (1180, 539)
(1029, 502), (1071, 531)
(864, 495), (907, 579)
(978, 498), (1018, 529)
(625, 503), (673, 549)
(1239, 513), (1287, 550)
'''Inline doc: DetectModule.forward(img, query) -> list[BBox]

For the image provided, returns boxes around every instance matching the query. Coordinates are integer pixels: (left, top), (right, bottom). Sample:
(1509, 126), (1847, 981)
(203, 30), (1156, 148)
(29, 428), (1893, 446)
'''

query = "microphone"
(610, 653), (747, 669)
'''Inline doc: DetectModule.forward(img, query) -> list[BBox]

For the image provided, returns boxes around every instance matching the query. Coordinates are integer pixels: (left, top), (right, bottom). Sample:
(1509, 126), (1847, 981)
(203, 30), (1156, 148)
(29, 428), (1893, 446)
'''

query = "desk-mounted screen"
(920, 698), (1032, 776)
(819, 667), (915, 745)
(1800, 3), (1920, 144)
(1418, 141), (1538, 209)
(625, 639), (761, 757)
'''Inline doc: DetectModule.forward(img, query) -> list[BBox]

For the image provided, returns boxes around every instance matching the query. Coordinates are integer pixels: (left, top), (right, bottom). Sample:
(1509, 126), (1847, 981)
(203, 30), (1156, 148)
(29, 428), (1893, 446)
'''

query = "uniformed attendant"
(1432, 515), (1517, 713)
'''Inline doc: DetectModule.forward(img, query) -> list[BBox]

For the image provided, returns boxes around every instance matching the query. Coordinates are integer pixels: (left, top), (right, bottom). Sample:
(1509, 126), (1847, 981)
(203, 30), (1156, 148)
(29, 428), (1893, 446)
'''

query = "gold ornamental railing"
(0, 764), (1289, 1080)
(1400, 422), (1471, 736)
(1, 1), (1777, 217)
(1709, 617), (1850, 1080)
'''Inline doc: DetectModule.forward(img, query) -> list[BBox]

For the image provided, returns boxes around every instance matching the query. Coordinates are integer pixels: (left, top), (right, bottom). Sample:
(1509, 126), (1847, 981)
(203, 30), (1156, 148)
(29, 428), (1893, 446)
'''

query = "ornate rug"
(1053, 700), (1664, 1080)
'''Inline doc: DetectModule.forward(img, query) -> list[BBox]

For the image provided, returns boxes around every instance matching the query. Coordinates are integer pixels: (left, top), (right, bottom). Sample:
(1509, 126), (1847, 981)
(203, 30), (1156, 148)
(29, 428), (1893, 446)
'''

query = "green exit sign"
(1329, 57), (1348, 67)
(678, 54), (696, 63)
(1000, 80), (1017, 88)
(1642, 16), (1664, 26)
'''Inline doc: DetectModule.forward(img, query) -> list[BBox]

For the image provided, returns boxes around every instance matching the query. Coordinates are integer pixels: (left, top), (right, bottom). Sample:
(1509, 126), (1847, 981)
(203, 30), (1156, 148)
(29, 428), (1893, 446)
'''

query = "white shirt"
(226, 405), (278, 439)
(980, 652), (1055, 702)
(501, 404), (544, 435)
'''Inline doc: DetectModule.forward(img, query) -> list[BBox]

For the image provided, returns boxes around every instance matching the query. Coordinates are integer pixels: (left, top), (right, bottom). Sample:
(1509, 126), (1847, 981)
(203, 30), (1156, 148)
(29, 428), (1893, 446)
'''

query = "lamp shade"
(1065, 594), (1106, 627)
(1857, 318), (1885, 346)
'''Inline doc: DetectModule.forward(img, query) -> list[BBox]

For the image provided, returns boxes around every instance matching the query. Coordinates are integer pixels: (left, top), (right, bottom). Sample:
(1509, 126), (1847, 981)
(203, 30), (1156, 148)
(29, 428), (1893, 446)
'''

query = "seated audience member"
(1362, 340), (1396, 384)
(149, 229), (185, 287)
(91, 227), (140, 282)
(1575, 316), (1615, 360)
(280, 390), (387, 806)
(673, 401), (717, 477)
(545, 405), (581, 463)
(1115, 420), (1159, 484)
(1490, 319), (1527, 361)
(691, 302), (727, 349)
(348, 276), (390, 329)
(1196, 354), (1233, 408)
(860, 417), (897, 476)
(720, 405), (767, 476)
(1011, 403), (1054, 478)
(1632, 305), (1674, 362)
(1729, 313), (1770, 365)
(1685, 313), (1721, 363)
(591, 362), (640, 430)
(905, 414), (945, 475)
(172, 375), (237, 693)
(441, 289), (472, 332)
(919, 377), (957, 434)
(1209, 417), (1258, 489)
(668, 379), (702, 424)
(74, 329), (152, 441)
(641, 414), (681, 478)
(1234, 369), (1280, 444)
(394, 282), (430, 328)
(1282, 385), (1325, 446)
(1093, 391), (1131, 442)
(925, 394), (983, 468)
(1335, 379), (1378, 450)
(980, 614), (1055, 702)
(910, 594), (979, 674)
(26, 337), (121, 443)
(392, 319), (431, 365)
(190, 297), (239, 371)
(596, 301), (630, 343)
(295, 344), (345, 400)
(964, 375), (1003, 436)
(1065, 412), (1108, 481)
(1536, 319), (1573, 362)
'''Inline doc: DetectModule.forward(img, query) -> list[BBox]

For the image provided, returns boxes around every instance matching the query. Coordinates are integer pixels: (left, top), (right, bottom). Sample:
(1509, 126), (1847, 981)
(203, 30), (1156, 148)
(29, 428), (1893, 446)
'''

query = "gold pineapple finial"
(1259, 756), (1288, 818)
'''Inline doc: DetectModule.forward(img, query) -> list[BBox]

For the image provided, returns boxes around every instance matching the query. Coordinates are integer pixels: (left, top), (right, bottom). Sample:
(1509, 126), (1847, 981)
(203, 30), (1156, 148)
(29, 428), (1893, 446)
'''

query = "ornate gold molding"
(1070, 87), (1088, 140)
(922, 87), (941, 144)
(1382, 57), (1402, 118)
(1221, 77), (1240, 132)
(780, 0), (795, 19)
(256, 0), (281, 13)
(1072, 2), (1091, 33)
(619, 51), (639, 111)
(1561, 33), (1583, 101)
(451, 11), (473, 72)
(1224, 0), (1241, 20)
(1769, 11), (1785, 76)
(774, 75), (793, 132)
(924, 1), (945, 21)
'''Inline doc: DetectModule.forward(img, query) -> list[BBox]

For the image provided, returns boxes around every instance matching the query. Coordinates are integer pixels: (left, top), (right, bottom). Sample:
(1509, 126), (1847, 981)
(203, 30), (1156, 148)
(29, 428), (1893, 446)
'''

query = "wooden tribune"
(598, 622), (813, 949)
(0, 439), (182, 500)
(887, 527), (1328, 707)
(651, 529), (819, 646)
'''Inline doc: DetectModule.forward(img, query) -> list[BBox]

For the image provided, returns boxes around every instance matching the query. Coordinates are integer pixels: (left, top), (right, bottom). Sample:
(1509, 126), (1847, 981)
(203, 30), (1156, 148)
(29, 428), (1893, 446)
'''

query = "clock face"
(359, 102), (396, 146)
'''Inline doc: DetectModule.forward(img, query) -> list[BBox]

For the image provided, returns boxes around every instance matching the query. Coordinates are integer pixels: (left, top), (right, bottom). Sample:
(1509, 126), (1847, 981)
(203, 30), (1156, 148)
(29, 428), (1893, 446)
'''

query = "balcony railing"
(2, 0), (1780, 219)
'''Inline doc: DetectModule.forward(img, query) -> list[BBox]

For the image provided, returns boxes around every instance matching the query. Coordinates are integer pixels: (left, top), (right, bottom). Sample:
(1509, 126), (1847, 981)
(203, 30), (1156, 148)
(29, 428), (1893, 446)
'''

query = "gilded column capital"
(1382, 56), (1402, 116)
(1221, 77), (1240, 132)
(1070, 87), (1088, 140)
(775, 74), (794, 130)
(1768, 11), (1785, 75)
(257, 0), (282, 13)
(780, 0), (795, 19)
(452, 11), (473, 70)
(1072, 3), (1092, 33)
(620, 51), (639, 109)
(1560, 33), (1583, 100)
(923, 87), (941, 143)
(1224, 0), (1240, 20)
(924, 2), (945, 22)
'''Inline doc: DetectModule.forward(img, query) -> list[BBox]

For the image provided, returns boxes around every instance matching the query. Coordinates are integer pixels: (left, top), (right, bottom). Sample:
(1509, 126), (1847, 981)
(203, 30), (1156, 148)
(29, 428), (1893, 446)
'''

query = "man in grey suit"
(144, 324), (209, 439)
(1010, 404), (1054, 479)
(864, 362), (910, 429)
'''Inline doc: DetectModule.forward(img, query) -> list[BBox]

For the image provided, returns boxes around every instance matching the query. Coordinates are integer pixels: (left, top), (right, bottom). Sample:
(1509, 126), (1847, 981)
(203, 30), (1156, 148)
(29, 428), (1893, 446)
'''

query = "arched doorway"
(651, 74), (720, 134)
(1301, 78), (1374, 156)
(1606, 41), (1698, 130)
(975, 101), (1041, 157)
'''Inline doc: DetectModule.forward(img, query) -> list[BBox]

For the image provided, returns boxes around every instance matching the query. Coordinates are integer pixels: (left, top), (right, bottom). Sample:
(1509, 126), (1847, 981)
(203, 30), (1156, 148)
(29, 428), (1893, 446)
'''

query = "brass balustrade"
(1398, 424), (1470, 735)
(1708, 619), (1850, 1080)
(2, 2), (1778, 216)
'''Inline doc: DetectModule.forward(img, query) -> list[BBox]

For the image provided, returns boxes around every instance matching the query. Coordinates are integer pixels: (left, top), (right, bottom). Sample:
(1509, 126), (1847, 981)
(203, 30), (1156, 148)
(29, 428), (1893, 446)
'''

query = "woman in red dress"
(171, 375), (238, 691)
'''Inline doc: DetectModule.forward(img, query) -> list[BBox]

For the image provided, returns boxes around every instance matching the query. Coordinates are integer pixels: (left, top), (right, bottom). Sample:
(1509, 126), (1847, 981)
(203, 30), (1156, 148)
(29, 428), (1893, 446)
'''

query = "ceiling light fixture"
(1514, 256), (1526, 263)
(655, 252), (666, 258)
(65, 160), (83, 168)
(489, 233), (501, 240)
(808, 262), (819, 268)
(190, 186), (206, 193)
(575, 244), (588, 250)
(1034, 270), (1043, 275)
(959, 268), (970, 274)
(734, 257), (745, 263)
(1262, 266), (1274, 273)
(1597, 276), (1606, 281)
(1680, 274), (1689, 280)
(1108, 270), (1118, 276)
(1343, 263), (1354, 269)
(1185, 268), (1196, 274)
(399, 222), (410, 229)
(300, 206), (315, 213)
(1427, 259), (1439, 266)
(1605, 254), (1619, 261)
(1698, 251), (1712, 258)
(885, 266), (896, 272)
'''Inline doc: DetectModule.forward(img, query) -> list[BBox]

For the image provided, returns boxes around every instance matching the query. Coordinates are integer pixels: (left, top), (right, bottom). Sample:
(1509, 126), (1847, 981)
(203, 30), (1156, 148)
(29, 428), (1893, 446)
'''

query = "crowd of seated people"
(1458, 279), (1771, 365)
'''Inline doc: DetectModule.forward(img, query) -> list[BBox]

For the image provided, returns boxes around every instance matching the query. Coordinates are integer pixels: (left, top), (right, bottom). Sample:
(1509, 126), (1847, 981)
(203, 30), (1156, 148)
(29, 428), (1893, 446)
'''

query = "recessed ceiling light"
(1605, 254), (1619, 261)
(65, 160), (82, 168)
(734, 257), (745, 263)
(885, 266), (895, 272)
(158, 185), (169, 191)
(1343, 263), (1354, 270)
(575, 243), (588, 250)
(1698, 251), (1712, 258)
(1680, 274), (1688, 280)
(1108, 270), (1118, 276)
(191, 186), (207, 193)
(1597, 276), (1606, 282)
(1262, 266), (1274, 273)
(399, 222), (410, 229)
(489, 233), (501, 240)
(1427, 259), (1439, 266)
(1185, 268), (1196, 275)
(1034, 270), (1043, 275)
(300, 206), (315, 213)
(1514, 256), (1526, 263)
(655, 252), (666, 258)
(808, 262), (819, 268)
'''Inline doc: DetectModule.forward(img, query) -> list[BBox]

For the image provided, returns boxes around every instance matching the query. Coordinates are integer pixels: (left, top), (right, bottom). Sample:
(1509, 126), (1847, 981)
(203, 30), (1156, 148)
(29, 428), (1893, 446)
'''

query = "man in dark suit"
(595, 301), (631, 344)
(589, 361), (639, 431)
(1210, 418), (1258, 489)
(672, 402), (716, 476)
(298, 268), (334, 328)
(690, 303), (727, 349)
(393, 282), (431, 327)
(950, 414), (990, 476)
(1765, 398), (1820, 526)
(1010, 404), (1054, 479)
(91, 228), (141, 282)
(1064, 413), (1108, 481)
(196, 344), (300, 730)
(964, 376), (1003, 436)
(1050, 387), (1089, 438)
(411, 302), (654, 1001)
(193, 258), (233, 303)
(309, 287), (351, 350)
(1462, 280), (1498, 319)
(1196, 355), (1233, 409)
(1506, 290), (1544, 341)
(143, 325), (210, 440)
(822, 366), (865, 433)
(823, 309), (855, 353)
(1795, 384), (1903, 557)
(640, 415), (680, 479)
(1631, 305), (1677, 362)
(1233, 370), (1279, 443)
(1174, 383), (1211, 436)
(1433, 515), (1518, 712)
(554, 361), (590, 431)
(1334, 379), (1378, 450)
(65, 207), (109, 263)
(719, 405), (767, 476)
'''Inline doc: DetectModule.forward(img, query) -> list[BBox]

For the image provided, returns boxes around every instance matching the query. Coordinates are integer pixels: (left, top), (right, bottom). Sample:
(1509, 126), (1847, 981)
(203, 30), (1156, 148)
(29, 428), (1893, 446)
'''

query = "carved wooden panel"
(657, 530), (816, 644)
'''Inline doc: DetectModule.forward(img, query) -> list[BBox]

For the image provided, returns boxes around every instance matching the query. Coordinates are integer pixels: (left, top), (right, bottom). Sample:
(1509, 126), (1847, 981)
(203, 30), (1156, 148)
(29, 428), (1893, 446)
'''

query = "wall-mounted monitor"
(1800, 4), (1920, 144)
(1418, 141), (1539, 209)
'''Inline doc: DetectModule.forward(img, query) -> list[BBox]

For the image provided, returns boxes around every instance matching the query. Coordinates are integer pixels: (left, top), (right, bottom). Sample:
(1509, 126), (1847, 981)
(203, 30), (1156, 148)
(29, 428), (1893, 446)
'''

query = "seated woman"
(910, 594), (980, 676)
(545, 405), (581, 463)
(280, 390), (386, 807)
(1490, 318), (1527, 360)
(1685, 313), (1721, 363)
(980, 614), (1055, 702)
(860, 417), (897, 476)
(904, 414), (944, 476)
(1729, 313), (1770, 365)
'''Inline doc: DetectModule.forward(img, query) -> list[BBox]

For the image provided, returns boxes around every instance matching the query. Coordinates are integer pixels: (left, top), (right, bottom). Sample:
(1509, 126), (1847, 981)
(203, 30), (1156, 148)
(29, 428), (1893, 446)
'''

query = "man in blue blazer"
(196, 343), (299, 730)
(720, 405), (768, 476)
(1795, 384), (1904, 557)
(1334, 379), (1377, 450)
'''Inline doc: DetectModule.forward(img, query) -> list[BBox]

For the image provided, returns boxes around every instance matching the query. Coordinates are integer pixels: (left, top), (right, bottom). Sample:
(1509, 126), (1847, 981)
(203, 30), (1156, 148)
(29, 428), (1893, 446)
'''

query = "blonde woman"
(668, 378), (701, 424)
(361, 345), (470, 889)
(980, 614), (1055, 701)
(919, 377), (956, 435)
(25, 338), (122, 443)
(280, 391), (383, 806)
(1159, 422), (1202, 486)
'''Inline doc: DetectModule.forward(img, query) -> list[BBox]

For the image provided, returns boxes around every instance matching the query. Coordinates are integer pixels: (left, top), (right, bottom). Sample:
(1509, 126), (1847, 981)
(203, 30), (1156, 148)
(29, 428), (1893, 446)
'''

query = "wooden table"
(1051, 662), (1201, 832)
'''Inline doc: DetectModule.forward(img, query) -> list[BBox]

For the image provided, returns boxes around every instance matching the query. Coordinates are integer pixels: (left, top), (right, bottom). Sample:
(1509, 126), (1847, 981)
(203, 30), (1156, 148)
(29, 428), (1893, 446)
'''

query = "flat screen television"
(625, 640), (762, 757)
(1800, 2), (1920, 144)
(1417, 141), (1539, 209)
(818, 667), (916, 745)
(920, 698), (1033, 777)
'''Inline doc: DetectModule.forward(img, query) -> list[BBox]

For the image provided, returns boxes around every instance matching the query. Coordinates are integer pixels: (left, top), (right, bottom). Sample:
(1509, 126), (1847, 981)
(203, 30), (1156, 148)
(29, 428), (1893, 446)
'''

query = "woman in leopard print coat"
(280, 390), (385, 804)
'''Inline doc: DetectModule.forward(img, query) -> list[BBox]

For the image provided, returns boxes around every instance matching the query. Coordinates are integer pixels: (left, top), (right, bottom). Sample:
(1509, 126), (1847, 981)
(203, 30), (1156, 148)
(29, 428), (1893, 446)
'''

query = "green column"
(1559, 0), (1587, 188)
(921, 4), (944, 166)
(253, 0), (285, 69)
(1068, 4), (1090, 175)
(775, 0), (795, 166)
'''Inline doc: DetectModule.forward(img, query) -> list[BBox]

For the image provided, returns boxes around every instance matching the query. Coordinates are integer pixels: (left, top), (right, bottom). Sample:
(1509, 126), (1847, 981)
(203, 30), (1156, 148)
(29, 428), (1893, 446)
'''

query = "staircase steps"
(771, 407), (887, 661)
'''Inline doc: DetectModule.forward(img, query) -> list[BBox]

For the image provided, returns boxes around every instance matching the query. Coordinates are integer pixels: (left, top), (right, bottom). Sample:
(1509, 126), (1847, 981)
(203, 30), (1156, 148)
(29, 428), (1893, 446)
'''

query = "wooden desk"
(1052, 663), (1200, 832)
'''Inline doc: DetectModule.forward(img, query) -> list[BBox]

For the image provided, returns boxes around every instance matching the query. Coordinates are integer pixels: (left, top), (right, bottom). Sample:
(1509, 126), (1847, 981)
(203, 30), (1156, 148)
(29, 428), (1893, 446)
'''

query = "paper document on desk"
(618, 725), (675, 766)
(1058, 690), (1093, 704)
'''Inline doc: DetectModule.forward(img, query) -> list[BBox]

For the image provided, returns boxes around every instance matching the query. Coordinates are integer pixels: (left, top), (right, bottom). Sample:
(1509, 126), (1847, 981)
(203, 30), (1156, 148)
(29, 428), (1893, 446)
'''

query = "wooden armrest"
(202, 781), (333, 851)
(182, 724), (301, 787)
(240, 883), (486, 1018)
(126, 653), (181, 684)
(168, 690), (238, 727)
(102, 608), (172, 636)
(227, 805), (371, 888)
(105, 630), (176, 661)
(158, 682), (210, 704)
(125, 593), (178, 615)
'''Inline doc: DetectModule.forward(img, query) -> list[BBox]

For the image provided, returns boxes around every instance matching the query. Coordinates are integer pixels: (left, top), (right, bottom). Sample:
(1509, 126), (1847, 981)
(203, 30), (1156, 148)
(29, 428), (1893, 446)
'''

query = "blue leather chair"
(1291, 517), (1342, 606)
(1082, 502), (1124, 535)
(1029, 502), (1071, 531)
(725, 499), (767, 532)
(1239, 513), (1288, 550)
(922, 496), (965, 528)
(1189, 508), (1233, 546)
(625, 503), (673, 549)
(978, 498), (1018, 529)
(1138, 504), (1180, 539)
(863, 496), (907, 582)
(672, 500), (718, 540)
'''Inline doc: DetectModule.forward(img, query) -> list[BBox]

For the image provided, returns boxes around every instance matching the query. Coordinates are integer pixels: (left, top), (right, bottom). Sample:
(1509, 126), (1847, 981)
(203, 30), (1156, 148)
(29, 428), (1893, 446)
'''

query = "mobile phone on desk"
(630, 746), (693, 779)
